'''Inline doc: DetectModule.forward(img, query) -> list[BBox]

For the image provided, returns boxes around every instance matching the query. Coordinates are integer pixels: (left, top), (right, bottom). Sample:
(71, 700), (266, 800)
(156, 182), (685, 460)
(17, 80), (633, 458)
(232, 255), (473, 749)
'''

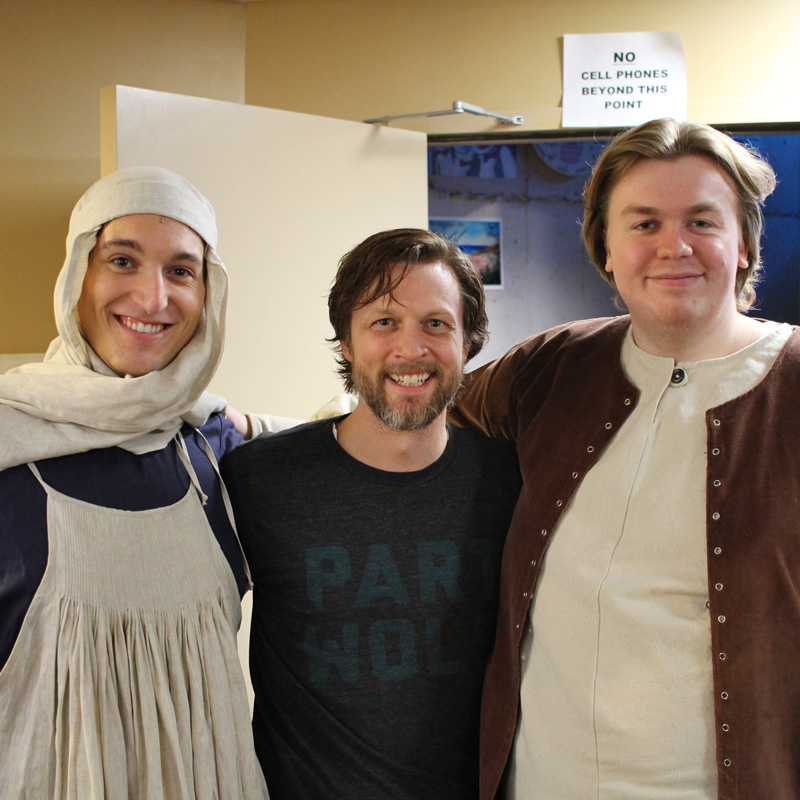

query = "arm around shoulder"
(449, 341), (530, 441)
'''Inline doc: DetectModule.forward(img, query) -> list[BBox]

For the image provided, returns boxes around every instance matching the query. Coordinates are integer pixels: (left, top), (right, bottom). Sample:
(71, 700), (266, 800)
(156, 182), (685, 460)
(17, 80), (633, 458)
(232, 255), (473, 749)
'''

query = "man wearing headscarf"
(0, 167), (270, 799)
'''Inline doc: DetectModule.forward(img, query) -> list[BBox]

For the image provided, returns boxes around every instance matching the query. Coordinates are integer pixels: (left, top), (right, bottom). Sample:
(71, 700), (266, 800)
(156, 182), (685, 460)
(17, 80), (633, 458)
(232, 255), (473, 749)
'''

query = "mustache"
(380, 360), (440, 374)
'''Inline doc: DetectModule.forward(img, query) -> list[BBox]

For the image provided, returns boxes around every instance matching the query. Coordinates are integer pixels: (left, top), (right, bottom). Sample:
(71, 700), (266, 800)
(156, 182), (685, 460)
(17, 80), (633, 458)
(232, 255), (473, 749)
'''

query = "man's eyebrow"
(426, 307), (458, 320)
(171, 251), (204, 265)
(687, 202), (724, 215)
(619, 204), (657, 216)
(99, 238), (142, 252)
(619, 202), (725, 216)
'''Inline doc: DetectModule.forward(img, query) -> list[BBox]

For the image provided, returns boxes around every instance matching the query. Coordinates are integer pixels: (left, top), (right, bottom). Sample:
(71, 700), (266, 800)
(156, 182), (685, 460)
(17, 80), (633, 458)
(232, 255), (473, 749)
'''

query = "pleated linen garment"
(0, 450), (268, 800)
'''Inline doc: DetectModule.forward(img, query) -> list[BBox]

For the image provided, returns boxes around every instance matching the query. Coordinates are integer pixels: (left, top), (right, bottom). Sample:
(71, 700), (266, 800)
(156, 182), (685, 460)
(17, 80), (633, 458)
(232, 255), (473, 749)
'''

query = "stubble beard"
(352, 361), (464, 432)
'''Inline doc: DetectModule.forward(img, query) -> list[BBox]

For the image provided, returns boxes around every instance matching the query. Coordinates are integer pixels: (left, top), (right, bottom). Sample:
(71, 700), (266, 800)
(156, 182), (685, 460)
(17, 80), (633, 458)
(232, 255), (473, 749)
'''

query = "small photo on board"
(429, 218), (502, 289)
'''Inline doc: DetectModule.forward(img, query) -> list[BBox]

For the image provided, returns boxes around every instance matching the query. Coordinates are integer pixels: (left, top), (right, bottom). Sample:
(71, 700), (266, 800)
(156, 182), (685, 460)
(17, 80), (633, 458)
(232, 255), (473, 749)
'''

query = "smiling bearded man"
(344, 256), (467, 433)
(221, 228), (522, 800)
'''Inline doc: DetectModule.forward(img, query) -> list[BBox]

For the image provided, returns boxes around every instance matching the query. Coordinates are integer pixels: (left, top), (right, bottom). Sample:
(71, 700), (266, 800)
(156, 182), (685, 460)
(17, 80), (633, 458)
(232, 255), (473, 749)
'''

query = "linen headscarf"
(0, 166), (229, 470)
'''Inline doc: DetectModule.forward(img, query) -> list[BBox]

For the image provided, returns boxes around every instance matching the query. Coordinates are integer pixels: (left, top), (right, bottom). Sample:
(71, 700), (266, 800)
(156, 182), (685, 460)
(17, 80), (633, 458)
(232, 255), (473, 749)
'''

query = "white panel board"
(103, 85), (428, 416)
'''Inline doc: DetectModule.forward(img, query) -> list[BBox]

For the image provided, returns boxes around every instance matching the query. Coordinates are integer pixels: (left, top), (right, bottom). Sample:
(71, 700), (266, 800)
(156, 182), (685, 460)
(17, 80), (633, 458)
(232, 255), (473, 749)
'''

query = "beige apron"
(0, 435), (268, 799)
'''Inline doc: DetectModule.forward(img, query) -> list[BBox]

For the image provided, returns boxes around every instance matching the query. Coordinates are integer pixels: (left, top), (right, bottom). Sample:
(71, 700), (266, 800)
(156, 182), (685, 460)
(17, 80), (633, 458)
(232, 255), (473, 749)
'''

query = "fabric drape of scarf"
(0, 166), (229, 470)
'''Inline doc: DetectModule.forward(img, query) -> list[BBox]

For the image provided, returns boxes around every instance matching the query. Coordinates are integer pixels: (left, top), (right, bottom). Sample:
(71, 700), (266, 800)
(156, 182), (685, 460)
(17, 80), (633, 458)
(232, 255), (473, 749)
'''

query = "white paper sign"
(562, 32), (686, 128)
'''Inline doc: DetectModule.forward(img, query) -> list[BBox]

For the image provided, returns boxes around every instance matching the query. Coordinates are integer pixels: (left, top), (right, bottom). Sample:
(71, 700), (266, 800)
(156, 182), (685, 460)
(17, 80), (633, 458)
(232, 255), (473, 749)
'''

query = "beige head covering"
(0, 166), (229, 470)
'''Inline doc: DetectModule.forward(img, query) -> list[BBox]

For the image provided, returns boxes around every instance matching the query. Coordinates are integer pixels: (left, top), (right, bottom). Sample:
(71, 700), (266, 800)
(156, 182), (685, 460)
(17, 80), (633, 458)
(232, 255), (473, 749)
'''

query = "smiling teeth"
(390, 373), (431, 386)
(121, 317), (165, 334)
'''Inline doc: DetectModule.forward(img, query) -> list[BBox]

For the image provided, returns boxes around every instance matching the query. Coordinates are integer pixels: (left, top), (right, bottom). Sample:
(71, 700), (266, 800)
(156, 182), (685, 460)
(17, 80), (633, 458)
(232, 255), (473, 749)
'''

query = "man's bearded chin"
(353, 362), (464, 432)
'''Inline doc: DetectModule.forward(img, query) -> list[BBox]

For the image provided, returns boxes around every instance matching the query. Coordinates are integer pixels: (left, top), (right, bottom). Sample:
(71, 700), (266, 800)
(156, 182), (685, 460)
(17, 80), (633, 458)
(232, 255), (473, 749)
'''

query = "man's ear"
(596, 225), (612, 273)
(738, 239), (749, 270)
(341, 339), (353, 363)
(604, 237), (614, 274)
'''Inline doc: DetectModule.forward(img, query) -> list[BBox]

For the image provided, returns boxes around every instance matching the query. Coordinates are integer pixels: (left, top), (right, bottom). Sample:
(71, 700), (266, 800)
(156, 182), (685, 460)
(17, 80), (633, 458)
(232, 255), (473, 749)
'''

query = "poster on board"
(430, 218), (502, 289)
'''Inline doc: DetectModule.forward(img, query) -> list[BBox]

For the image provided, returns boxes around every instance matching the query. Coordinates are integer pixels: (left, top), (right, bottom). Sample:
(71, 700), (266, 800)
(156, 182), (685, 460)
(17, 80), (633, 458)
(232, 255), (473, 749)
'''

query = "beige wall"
(5, 0), (800, 352)
(244, 0), (800, 131)
(1, 0), (246, 353)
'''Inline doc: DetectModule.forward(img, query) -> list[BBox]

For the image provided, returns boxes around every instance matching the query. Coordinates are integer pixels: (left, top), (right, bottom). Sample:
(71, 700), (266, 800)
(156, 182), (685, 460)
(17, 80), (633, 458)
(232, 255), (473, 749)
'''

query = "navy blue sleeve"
(0, 463), (49, 671)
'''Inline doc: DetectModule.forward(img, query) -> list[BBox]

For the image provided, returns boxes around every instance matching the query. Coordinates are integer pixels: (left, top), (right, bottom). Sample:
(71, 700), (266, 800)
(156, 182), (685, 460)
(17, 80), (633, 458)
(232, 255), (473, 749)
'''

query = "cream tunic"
(0, 439), (268, 800)
(508, 322), (789, 800)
